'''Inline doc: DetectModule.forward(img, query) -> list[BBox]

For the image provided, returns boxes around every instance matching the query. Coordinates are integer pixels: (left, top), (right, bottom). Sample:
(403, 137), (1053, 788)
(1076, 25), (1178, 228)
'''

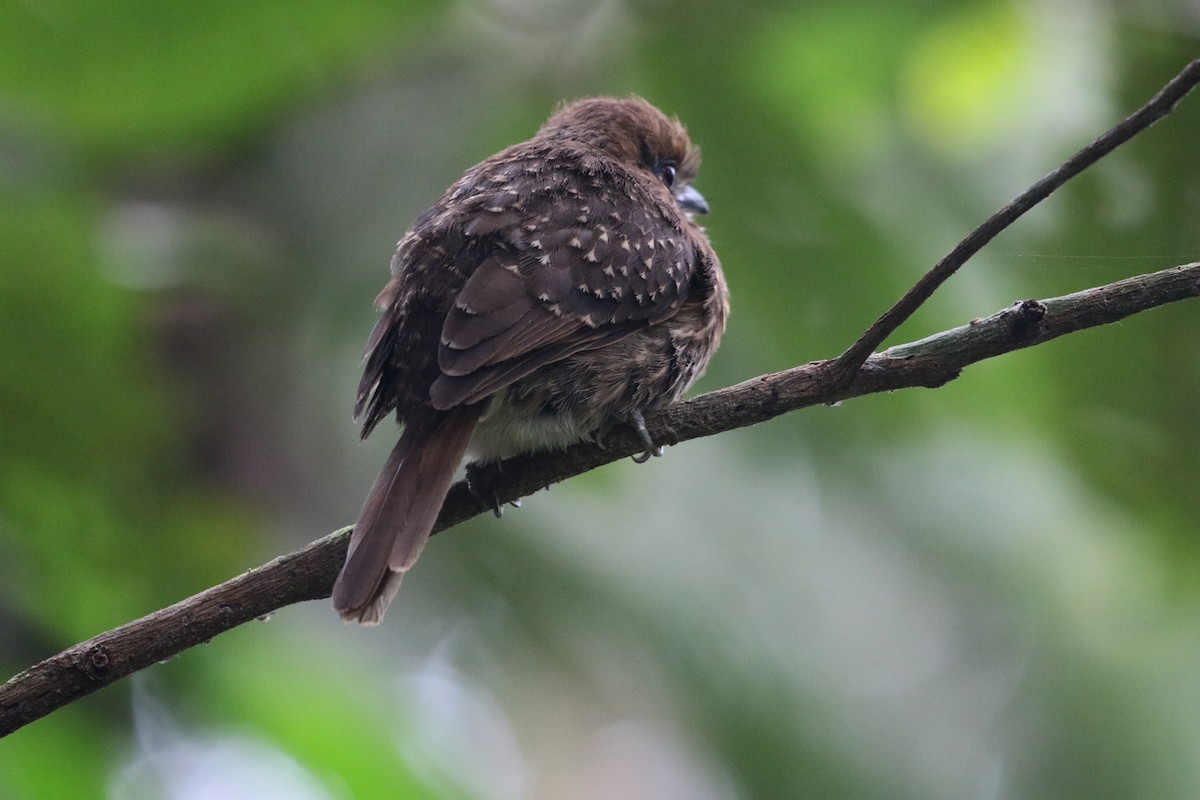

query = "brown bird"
(333, 97), (729, 624)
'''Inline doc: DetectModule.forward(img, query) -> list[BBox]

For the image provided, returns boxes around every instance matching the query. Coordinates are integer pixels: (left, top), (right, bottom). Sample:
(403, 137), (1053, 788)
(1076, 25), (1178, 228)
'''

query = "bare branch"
(830, 57), (1200, 384)
(3, 261), (1199, 737)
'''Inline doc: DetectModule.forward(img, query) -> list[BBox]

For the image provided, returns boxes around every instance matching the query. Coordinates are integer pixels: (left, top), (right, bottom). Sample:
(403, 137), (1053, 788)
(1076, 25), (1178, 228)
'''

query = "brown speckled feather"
(336, 97), (729, 624)
(356, 135), (703, 431)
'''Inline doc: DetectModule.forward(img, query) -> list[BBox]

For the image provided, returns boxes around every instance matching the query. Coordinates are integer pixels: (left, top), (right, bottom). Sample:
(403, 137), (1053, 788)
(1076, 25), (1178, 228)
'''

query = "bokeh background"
(2, 1), (1200, 797)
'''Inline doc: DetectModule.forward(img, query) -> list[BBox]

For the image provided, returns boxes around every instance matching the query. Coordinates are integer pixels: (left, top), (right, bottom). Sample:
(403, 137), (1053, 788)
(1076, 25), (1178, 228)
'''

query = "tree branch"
(830, 56), (1200, 384)
(3, 260), (1199, 737)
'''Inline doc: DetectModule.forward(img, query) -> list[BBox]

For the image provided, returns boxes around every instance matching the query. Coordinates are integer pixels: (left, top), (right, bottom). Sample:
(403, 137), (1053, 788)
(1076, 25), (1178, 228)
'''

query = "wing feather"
(356, 145), (702, 427)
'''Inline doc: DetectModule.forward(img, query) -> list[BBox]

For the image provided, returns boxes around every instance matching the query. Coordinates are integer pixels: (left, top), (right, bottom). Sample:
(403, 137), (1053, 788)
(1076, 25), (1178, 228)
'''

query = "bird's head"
(537, 96), (709, 217)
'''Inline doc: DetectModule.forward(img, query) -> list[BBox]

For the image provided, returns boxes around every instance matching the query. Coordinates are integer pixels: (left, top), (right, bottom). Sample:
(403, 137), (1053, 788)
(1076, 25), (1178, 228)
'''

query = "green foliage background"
(2, 1), (1199, 798)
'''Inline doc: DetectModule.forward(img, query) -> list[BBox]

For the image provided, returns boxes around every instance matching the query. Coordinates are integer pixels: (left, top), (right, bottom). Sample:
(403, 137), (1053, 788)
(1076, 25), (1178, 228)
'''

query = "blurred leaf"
(903, 1), (1029, 152)
(747, 3), (926, 161)
(0, 710), (113, 797)
(0, 0), (439, 156)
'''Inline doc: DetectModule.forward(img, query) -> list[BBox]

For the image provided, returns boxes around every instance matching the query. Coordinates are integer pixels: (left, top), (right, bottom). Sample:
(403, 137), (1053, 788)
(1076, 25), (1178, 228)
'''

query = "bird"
(333, 96), (729, 624)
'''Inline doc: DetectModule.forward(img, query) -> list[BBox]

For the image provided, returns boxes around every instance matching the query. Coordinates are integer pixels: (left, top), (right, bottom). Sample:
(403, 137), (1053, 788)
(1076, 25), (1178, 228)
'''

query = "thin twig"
(3, 261), (1199, 738)
(830, 57), (1200, 385)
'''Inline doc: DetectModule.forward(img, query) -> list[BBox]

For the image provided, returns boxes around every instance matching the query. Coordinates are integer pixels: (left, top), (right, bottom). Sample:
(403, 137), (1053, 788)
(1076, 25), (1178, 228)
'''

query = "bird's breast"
(464, 304), (720, 464)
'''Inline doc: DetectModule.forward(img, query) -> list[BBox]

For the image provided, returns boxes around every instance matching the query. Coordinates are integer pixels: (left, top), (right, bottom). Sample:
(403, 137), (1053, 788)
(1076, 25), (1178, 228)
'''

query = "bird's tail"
(333, 405), (481, 624)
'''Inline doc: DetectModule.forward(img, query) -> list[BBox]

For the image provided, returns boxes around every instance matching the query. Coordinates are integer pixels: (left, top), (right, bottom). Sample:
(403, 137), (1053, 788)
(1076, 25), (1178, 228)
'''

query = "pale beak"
(675, 185), (709, 215)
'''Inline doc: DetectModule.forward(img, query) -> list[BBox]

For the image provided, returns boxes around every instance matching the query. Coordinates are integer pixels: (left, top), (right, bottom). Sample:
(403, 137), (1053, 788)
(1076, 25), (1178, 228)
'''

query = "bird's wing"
(429, 154), (699, 409)
(353, 224), (481, 437)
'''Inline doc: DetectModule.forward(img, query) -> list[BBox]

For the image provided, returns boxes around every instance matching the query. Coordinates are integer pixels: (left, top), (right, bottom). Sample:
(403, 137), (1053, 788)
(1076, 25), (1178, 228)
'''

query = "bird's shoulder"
(445, 143), (699, 312)
(365, 142), (712, 414)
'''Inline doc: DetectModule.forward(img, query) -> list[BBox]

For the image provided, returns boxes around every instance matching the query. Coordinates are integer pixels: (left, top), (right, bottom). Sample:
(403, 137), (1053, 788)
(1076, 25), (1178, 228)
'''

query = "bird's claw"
(631, 447), (663, 464)
(466, 461), (505, 517)
(629, 409), (664, 463)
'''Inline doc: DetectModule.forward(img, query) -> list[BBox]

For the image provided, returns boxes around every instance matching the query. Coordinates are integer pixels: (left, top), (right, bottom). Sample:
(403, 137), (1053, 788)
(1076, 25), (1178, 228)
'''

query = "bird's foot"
(629, 409), (664, 464)
(466, 461), (516, 518)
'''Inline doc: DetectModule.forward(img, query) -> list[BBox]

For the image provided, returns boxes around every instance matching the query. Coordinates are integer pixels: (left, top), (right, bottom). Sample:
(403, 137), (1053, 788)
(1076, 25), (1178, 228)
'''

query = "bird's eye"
(656, 161), (677, 188)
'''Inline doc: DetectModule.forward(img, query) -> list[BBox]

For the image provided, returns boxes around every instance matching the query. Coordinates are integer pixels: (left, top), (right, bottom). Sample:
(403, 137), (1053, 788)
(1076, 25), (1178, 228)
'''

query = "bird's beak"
(675, 185), (709, 215)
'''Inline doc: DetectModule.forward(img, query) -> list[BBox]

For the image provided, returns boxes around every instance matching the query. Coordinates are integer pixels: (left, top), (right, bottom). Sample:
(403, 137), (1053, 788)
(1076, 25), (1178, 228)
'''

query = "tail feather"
(333, 405), (482, 624)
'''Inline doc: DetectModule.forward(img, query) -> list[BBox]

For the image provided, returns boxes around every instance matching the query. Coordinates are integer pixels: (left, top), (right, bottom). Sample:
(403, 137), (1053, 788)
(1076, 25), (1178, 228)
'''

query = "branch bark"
(3, 261), (1199, 737)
